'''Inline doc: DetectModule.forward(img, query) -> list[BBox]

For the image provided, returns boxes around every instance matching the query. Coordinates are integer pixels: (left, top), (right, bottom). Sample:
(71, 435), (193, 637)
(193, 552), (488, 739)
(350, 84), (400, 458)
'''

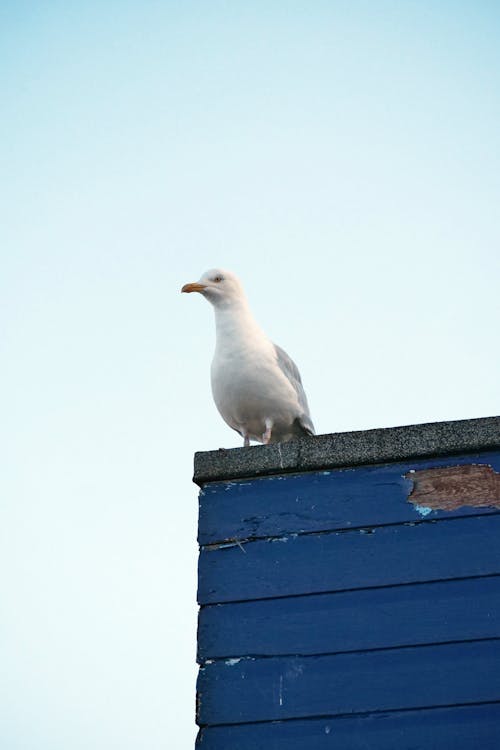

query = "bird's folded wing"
(274, 343), (315, 434)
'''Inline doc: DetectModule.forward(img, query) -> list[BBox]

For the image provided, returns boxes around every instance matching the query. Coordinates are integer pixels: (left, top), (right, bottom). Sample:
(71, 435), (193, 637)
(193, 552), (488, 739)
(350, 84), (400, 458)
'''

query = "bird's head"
(181, 268), (246, 309)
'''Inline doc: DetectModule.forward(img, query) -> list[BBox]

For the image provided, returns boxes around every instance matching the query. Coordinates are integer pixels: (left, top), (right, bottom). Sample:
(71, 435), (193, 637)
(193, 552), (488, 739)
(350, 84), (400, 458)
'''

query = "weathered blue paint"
(197, 703), (500, 750)
(198, 451), (500, 545)
(197, 640), (500, 725)
(198, 575), (500, 660)
(195, 437), (500, 746)
(198, 514), (500, 604)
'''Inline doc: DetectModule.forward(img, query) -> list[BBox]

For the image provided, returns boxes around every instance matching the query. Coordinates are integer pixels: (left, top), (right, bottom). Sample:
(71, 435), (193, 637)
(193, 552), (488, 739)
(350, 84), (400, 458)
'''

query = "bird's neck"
(213, 301), (265, 347)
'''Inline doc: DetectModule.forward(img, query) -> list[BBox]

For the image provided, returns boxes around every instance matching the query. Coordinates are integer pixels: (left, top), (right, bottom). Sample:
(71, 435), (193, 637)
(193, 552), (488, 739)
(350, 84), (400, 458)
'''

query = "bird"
(181, 268), (315, 446)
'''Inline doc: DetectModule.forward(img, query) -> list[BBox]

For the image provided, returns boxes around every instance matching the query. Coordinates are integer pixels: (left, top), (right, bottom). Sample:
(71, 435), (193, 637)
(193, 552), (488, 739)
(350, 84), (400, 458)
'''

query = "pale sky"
(1, 2), (499, 748)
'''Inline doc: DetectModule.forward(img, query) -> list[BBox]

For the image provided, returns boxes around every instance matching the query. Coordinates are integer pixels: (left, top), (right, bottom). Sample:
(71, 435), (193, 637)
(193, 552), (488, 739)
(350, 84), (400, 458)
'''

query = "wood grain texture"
(198, 575), (500, 660)
(196, 703), (500, 749)
(196, 640), (500, 725)
(406, 463), (500, 510)
(198, 514), (500, 604)
(198, 452), (500, 546)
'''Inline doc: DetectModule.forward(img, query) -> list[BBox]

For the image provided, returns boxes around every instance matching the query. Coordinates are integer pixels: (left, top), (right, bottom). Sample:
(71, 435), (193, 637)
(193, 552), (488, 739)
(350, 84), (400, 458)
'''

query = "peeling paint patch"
(225, 658), (242, 666)
(414, 504), (433, 517)
(406, 464), (500, 511)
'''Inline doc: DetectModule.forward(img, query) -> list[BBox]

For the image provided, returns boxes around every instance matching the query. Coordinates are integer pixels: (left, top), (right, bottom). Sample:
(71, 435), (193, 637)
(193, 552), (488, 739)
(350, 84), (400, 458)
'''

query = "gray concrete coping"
(193, 416), (500, 485)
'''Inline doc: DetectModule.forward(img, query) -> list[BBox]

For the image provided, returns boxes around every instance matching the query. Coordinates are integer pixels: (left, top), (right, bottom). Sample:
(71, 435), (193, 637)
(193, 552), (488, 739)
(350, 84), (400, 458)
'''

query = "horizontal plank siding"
(198, 575), (500, 660)
(198, 514), (500, 604)
(198, 451), (500, 545)
(196, 427), (500, 742)
(196, 703), (500, 750)
(197, 640), (500, 725)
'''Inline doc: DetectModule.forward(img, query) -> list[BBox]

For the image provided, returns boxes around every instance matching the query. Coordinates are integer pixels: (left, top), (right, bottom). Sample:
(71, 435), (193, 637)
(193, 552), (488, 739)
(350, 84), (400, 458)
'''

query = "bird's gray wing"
(274, 343), (315, 435)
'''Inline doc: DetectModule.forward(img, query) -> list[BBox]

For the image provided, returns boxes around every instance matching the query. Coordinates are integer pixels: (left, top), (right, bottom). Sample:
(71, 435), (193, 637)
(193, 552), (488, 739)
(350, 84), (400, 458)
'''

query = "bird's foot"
(243, 433), (250, 447)
(262, 418), (273, 445)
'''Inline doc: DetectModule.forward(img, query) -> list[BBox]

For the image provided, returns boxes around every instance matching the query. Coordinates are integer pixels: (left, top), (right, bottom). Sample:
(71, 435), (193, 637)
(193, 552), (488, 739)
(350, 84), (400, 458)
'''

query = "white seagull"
(181, 268), (315, 446)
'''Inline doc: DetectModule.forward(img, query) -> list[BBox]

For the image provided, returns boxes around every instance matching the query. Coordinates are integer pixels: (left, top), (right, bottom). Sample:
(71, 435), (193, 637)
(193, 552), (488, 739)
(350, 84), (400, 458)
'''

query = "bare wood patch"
(406, 464), (500, 511)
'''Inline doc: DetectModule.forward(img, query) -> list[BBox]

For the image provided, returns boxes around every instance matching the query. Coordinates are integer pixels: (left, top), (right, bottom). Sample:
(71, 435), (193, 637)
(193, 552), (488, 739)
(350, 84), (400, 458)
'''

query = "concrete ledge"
(193, 416), (500, 485)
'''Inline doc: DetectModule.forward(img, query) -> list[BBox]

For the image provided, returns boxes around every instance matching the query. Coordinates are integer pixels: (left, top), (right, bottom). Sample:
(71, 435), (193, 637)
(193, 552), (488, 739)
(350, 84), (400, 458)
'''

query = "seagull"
(181, 268), (315, 446)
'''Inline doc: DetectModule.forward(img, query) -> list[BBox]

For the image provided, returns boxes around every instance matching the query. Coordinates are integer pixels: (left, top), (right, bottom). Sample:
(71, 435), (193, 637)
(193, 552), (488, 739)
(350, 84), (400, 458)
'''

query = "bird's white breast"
(210, 319), (300, 438)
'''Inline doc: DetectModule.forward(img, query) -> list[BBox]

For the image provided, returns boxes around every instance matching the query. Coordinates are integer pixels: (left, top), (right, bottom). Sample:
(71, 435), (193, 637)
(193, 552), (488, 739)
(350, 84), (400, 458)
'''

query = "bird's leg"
(262, 418), (273, 445)
(242, 430), (250, 447)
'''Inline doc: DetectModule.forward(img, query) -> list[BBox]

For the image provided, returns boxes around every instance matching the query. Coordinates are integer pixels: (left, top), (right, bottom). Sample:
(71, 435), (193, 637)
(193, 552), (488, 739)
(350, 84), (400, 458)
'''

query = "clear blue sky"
(1, 2), (499, 748)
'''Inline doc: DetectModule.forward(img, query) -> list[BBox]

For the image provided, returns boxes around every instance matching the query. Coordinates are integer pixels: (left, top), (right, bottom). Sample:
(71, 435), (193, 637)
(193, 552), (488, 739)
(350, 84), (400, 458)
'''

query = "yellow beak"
(181, 282), (207, 293)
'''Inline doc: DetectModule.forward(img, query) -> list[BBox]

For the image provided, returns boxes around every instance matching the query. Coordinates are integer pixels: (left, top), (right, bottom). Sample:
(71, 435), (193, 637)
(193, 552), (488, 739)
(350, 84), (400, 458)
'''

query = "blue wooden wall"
(195, 450), (500, 748)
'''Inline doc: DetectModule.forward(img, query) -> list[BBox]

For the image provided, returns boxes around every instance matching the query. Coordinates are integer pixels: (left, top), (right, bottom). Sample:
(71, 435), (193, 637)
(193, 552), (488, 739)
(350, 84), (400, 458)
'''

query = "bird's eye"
(213, 275), (223, 283)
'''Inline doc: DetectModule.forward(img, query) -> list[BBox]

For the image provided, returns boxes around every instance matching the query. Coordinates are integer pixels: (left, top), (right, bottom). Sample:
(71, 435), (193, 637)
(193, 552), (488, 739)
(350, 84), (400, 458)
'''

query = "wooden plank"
(407, 464), (500, 510)
(196, 703), (500, 749)
(198, 575), (500, 660)
(196, 640), (500, 725)
(198, 452), (500, 545)
(198, 514), (500, 604)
